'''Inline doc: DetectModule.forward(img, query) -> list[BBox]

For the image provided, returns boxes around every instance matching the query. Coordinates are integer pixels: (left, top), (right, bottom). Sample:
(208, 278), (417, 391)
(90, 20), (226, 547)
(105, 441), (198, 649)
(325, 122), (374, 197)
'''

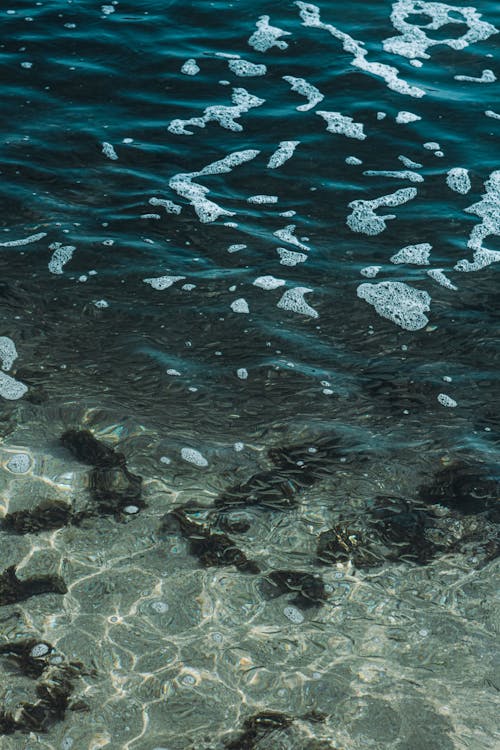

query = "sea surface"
(0, 1), (499, 749)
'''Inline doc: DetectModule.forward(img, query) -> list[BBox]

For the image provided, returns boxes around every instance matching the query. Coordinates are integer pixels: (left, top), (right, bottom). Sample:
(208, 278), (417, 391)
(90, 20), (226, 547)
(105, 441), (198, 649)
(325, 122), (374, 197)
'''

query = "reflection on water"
(0, 0), (499, 748)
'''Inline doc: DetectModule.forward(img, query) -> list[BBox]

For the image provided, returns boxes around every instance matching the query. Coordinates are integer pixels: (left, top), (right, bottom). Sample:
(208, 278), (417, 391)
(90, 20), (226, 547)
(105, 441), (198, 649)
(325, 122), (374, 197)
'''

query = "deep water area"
(0, 1), (499, 748)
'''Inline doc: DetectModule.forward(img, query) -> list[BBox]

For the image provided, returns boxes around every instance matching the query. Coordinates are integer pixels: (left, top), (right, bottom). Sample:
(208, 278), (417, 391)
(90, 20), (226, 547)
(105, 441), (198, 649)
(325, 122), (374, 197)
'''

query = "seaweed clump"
(260, 570), (328, 608)
(419, 461), (499, 519)
(0, 638), (52, 678)
(2, 500), (73, 535)
(224, 711), (293, 750)
(0, 566), (67, 606)
(216, 435), (363, 513)
(60, 429), (145, 519)
(0, 639), (90, 734)
(160, 507), (260, 573)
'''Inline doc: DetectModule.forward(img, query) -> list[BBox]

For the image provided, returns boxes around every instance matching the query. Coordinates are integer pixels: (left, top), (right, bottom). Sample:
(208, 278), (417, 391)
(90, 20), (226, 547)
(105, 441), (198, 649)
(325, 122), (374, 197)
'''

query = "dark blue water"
(0, 2), (499, 749)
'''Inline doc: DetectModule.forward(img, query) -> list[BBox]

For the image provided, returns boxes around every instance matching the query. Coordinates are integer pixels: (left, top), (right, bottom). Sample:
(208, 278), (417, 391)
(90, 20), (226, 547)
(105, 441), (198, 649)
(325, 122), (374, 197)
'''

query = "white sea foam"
(423, 141), (440, 150)
(296, 2), (425, 97)
(237, 367), (248, 379)
(48, 242), (75, 274)
(94, 299), (109, 308)
(169, 149), (260, 223)
(277, 287), (318, 318)
(398, 155), (423, 168)
(168, 87), (265, 135)
(437, 393), (457, 408)
(6, 453), (31, 474)
(454, 170), (500, 271)
(149, 197), (182, 214)
(267, 141), (299, 168)
(454, 69), (496, 83)
(253, 275), (285, 289)
(143, 275), (186, 290)
(357, 281), (431, 330)
(360, 265), (381, 277)
(390, 242), (432, 265)
(276, 247), (307, 266)
(102, 142), (118, 160)
(228, 59), (267, 76)
(347, 187), (417, 235)
(283, 606), (304, 623)
(317, 111), (366, 140)
(383, 0), (498, 61)
(231, 298), (250, 313)
(247, 195), (278, 204)
(485, 110), (500, 120)
(248, 15), (291, 52)
(283, 75), (324, 111)
(363, 169), (423, 183)
(346, 156), (362, 165)
(396, 111), (421, 123)
(427, 268), (457, 290)
(446, 168), (471, 195)
(0, 337), (18, 371)
(181, 448), (208, 467)
(0, 231), (47, 247)
(274, 224), (309, 251)
(228, 244), (247, 253)
(181, 58), (200, 76)
(0, 372), (27, 400)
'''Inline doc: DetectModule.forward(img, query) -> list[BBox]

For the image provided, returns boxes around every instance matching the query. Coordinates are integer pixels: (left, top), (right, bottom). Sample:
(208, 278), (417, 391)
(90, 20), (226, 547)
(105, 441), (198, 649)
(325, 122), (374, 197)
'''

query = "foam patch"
(283, 75), (324, 111)
(248, 15), (291, 52)
(267, 141), (300, 168)
(347, 187), (417, 235)
(446, 168), (471, 195)
(277, 287), (318, 318)
(296, 2), (425, 97)
(357, 281), (431, 330)
(229, 59), (267, 76)
(383, 0), (498, 61)
(317, 110), (366, 140)
(143, 276), (186, 290)
(390, 242), (432, 265)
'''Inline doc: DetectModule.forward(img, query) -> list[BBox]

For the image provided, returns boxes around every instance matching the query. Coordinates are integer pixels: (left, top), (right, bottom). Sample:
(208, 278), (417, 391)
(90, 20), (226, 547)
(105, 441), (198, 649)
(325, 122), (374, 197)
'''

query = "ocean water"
(0, 1), (499, 748)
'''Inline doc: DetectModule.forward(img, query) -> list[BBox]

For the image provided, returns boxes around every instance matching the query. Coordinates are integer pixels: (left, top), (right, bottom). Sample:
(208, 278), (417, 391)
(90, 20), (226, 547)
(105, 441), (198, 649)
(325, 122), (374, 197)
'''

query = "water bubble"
(283, 606), (304, 624)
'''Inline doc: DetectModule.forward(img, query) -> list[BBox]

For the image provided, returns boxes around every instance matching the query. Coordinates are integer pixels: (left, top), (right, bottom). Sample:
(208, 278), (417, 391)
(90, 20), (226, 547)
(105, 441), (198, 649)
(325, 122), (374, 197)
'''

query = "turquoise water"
(0, 1), (499, 748)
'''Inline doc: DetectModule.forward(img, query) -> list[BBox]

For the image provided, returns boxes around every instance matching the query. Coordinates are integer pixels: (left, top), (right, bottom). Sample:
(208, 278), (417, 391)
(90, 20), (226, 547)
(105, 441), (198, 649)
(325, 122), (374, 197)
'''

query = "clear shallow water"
(0, 1), (499, 748)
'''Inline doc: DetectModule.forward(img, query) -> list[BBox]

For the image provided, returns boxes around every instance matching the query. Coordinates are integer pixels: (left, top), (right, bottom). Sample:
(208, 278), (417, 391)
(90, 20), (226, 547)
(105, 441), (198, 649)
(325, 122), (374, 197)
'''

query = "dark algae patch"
(0, 638), (90, 735)
(2, 499), (74, 535)
(260, 569), (329, 608)
(61, 429), (145, 520)
(0, 566), (67, 606)
(224, 711), (294, 750)
(160, 506), (260, 573)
